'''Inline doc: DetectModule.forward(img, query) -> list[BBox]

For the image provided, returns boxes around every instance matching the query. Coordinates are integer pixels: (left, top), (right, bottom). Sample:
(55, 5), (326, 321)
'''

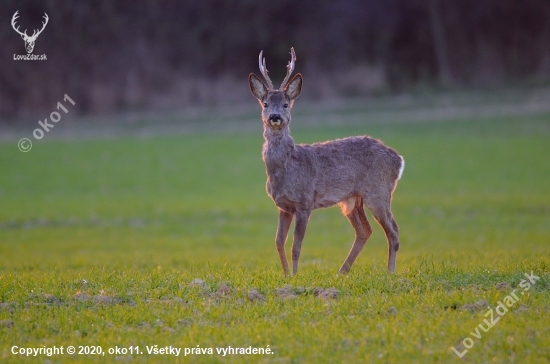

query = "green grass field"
(1, 102), (549, 363)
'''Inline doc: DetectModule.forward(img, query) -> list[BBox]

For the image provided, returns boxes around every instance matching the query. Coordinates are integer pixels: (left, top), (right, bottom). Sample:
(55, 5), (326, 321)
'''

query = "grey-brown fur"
(249, 48), (404, 275)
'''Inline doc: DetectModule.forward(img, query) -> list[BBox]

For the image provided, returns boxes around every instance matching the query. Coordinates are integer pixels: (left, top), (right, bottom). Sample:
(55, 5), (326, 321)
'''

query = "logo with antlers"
(11, 11), (49, 54)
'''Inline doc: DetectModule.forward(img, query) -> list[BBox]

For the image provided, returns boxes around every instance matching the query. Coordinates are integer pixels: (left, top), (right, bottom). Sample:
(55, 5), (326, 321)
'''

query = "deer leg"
(339, 197), (373, 274)
(381, 213), (399, 273)
(276, 209), (294, 275)
(365, 197), (400, 273)
(291, 209), (311, 275)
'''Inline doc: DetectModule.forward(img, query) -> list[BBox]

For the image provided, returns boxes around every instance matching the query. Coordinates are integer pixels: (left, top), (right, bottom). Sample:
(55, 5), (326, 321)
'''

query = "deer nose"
(269, 114), (282, 121)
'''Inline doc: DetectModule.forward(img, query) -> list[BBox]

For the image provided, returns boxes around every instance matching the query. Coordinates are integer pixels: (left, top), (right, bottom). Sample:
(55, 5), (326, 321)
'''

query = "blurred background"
(1, 0), (549, 122)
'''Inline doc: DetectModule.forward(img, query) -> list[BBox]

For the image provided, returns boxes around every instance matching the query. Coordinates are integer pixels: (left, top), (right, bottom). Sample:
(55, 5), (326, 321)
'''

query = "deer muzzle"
(268, 114), (282, 126)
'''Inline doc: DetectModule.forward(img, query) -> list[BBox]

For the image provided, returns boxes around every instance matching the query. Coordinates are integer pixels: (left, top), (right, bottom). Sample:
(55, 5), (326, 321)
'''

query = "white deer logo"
(11, 11), (49, 54)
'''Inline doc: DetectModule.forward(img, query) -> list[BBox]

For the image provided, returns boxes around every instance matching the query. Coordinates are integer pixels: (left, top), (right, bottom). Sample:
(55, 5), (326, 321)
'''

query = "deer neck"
(262, 125), (295, 174)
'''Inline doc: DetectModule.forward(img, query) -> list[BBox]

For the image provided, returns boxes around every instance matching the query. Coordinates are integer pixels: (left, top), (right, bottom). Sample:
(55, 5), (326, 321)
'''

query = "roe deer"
(249, 48), (404, 275)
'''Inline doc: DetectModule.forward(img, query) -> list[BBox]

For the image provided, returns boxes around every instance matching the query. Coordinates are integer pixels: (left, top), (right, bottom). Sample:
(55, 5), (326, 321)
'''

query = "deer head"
(249, 48), (302, 130)
(12, 11), (49, 54)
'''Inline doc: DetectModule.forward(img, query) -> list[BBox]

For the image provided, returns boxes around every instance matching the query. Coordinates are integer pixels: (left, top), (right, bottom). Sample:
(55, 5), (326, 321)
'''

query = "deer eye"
(283, 103), (289, 108)
(263, 102), (268, 107)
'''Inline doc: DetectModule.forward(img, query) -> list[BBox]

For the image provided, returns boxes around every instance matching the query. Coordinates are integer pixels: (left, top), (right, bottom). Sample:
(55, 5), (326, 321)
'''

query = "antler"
(258, 50), (274, 90)
(30, 13), (49, 40)
(279, 47), (296, 91)
(11, 11), (28, 37)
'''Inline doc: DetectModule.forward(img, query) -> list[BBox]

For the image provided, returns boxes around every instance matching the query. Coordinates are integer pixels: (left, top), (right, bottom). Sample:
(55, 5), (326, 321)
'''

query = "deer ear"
(284, 74), (302, 100)
(249, 73), (268, 101)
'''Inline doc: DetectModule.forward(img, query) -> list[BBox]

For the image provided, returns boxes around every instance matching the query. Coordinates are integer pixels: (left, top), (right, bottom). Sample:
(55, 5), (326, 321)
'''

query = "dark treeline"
(1, 0), (549, 119)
